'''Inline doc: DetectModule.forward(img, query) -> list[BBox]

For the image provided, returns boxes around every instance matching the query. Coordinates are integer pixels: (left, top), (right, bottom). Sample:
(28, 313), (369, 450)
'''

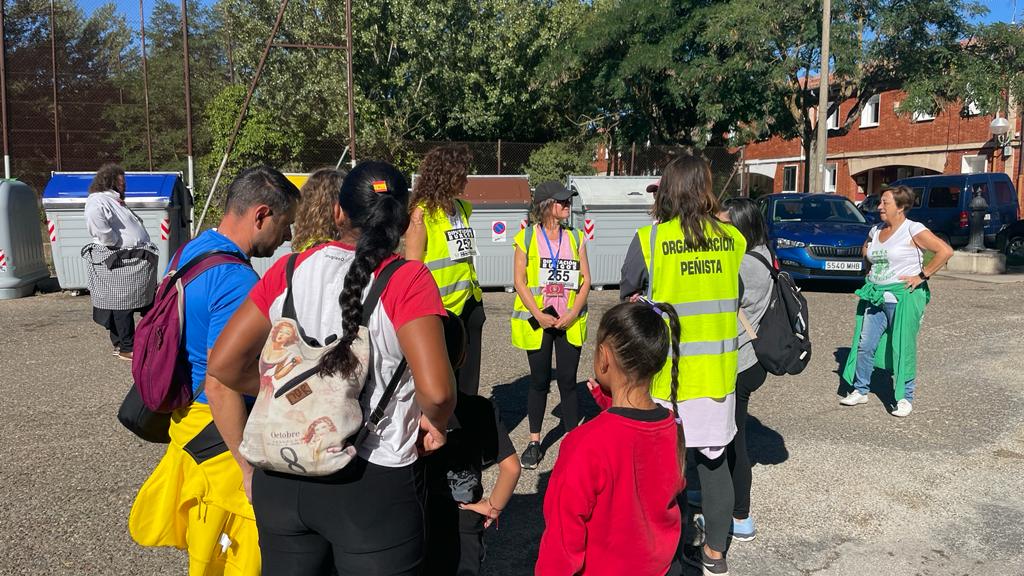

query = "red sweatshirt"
(535, 398), (685, 576)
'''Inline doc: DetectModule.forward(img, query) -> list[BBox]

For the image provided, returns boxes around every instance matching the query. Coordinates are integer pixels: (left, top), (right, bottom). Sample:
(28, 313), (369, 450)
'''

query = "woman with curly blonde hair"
(291, 168), (346, 252)
(406, 144), (485, 395)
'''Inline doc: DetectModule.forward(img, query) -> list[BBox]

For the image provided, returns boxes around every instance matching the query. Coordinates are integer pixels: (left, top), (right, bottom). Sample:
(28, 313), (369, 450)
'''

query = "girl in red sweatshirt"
(536, 300), (686, 576)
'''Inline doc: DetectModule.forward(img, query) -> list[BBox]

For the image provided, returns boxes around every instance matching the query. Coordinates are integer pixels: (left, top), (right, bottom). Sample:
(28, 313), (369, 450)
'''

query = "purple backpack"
(131, 246), (249, 413)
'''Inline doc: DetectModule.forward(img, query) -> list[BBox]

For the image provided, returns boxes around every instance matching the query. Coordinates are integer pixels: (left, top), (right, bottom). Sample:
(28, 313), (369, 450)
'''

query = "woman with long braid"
(208, 161), (456, 575)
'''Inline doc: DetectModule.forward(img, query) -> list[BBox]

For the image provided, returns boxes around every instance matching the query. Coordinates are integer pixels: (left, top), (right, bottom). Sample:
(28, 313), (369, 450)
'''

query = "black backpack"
(745, 251), (811, 375)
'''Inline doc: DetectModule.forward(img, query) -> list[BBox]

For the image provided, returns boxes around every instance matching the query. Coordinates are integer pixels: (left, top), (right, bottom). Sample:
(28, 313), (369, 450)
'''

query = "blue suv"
(758, 193), (871, 280)
(882, 173), (1019, 247)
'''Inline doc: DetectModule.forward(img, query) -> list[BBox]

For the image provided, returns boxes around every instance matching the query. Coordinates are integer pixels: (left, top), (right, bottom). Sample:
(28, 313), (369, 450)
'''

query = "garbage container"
(247, 173), (308, 276)
(567, 176), (654, 288)
(41, 172), (192, 291)
(0, 180), (49, 299)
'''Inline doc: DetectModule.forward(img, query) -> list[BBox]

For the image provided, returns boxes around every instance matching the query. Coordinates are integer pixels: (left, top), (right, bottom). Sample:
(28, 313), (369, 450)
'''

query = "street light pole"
(812, 0), (831, 193)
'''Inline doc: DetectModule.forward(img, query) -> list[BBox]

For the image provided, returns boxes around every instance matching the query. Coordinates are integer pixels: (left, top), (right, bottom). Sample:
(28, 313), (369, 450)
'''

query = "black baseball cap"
(533, 181), (577, 204)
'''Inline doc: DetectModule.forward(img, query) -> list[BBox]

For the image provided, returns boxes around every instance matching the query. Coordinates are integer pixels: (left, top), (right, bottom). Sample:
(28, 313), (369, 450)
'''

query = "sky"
(976, 0), (1021, 24)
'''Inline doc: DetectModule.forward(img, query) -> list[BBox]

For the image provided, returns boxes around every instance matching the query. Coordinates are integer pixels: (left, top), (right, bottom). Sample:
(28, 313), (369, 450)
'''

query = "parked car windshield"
(773, 197), (867, 224)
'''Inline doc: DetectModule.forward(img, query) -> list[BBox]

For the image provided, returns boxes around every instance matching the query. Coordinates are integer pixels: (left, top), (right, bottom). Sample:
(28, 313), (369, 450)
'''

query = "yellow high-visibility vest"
(510, 225), (588, 350)
(419, 199), (482, 314)
(636, 218), (747, 402)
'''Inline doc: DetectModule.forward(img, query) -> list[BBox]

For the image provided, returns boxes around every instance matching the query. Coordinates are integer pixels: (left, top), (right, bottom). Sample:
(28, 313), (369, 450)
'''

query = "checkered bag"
(81, 243), (158, 310)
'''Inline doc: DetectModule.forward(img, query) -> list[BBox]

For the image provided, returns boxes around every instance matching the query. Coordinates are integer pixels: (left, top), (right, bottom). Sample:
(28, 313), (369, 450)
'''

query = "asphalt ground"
(1, 276), (1022, 576)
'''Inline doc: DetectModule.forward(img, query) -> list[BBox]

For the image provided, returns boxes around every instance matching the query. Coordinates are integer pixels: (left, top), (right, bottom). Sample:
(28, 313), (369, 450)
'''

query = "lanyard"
(540, 226), (562, 271)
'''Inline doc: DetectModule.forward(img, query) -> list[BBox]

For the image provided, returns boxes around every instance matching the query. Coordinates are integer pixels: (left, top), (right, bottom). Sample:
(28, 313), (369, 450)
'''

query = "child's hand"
(460, 498), (502, 529)
(588, 378), (612, 410)
(416, 415), (447, 455)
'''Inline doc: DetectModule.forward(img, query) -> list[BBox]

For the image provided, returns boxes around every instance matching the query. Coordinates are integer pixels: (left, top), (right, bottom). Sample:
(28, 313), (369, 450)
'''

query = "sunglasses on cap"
(555, 198), (572, 207)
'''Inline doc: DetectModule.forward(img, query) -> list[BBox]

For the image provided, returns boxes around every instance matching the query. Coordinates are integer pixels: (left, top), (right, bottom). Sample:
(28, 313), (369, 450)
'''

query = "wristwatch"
(918, 271), (929, 280)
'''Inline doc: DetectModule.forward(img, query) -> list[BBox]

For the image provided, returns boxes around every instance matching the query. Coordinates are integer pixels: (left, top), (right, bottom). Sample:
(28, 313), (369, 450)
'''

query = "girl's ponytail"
(319, 162), (411, 378)
(654, 302), (686, 478)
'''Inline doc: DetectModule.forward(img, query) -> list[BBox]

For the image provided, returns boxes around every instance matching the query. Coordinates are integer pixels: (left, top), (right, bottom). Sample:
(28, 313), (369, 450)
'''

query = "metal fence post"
(49, 0), (60, 171)
(497, 139), (502, 175)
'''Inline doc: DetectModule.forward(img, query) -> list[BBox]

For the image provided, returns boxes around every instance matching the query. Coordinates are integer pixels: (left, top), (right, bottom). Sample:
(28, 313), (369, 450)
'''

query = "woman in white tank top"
(839, 186), (952, 417)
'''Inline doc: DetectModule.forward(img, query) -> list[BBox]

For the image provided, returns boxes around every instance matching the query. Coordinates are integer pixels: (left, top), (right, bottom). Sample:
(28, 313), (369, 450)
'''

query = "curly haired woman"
(405, 145), (485, 395)
(291, 168), (346, 252)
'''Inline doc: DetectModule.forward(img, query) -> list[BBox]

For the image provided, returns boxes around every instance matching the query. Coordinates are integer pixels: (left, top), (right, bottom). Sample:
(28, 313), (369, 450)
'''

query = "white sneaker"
(892, 399), (913, 417)
(840, 391), (869, 406)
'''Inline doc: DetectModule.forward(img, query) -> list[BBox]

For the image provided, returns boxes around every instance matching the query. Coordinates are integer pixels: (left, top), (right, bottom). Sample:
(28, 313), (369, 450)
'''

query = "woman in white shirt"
(82, 163), (157, 360)
(840, 186), (952, 417)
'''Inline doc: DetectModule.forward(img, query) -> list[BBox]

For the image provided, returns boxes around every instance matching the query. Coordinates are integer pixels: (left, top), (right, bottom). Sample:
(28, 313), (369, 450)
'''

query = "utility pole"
(140, 0), (153, 171)
(344, 0), (356, 166)
(0, 1), (10, 178)
(181, 0), (195, 212)
(49, 0), (61, 171)
(812, 0), (831, 193)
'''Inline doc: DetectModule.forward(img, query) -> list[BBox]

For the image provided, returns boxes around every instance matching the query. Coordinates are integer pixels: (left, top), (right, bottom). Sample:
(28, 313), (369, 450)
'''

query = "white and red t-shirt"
(249, 241), (446, 468)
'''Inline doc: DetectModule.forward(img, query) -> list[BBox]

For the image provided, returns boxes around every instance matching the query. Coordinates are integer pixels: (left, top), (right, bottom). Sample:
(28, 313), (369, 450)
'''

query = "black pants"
(526, 328), (581, 435)
(92, 307), (137, 353)
(424, 495), (486, 576)
(693, 449), (733, 553)
(726, 362), (768, 519)
(455, 297), (486, 396)
(252, 459), (425, 576)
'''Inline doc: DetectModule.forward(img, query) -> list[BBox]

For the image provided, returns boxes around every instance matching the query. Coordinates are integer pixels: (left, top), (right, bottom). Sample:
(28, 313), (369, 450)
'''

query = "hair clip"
(371, 180), (389, 194)
(635, 295), (666, 318)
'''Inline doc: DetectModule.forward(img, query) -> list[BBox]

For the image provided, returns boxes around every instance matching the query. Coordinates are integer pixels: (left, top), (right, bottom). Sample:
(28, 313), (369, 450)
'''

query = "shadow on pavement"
(483, 471), (551, 574)
(747, 415), (789, 466)
(491, 376), (531, 434)
(833, 346), (897, 410)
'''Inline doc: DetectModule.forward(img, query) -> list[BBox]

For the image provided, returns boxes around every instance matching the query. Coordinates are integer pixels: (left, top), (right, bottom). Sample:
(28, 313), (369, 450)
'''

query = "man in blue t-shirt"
(129, 166), (300, 573)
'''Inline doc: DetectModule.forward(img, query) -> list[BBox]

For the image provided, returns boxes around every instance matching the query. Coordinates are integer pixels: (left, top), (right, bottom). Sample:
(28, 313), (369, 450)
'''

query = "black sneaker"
(682, 544), (729, 576)
(520, 441), (543, 470)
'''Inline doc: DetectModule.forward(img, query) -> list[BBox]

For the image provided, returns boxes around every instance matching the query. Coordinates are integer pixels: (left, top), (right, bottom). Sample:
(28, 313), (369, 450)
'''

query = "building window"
(824, 163), (837, 192)
(782, 166), (798, 192)
(827, 103), (839, 130)
(912, 110), (936, 122)
(961, 155), (986, 174)
(860, 94), (880, 128)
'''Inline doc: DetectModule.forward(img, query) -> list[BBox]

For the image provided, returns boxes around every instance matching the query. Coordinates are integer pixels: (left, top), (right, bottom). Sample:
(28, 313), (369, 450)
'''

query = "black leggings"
(252, 459), (425, 576)
(455, 297), (486, 396)
(726, 363), (768, 519)
(526, 328), (582, 435)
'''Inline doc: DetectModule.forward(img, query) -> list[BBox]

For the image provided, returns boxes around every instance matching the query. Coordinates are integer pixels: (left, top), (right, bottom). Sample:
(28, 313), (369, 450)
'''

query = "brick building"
(741, 89), (1019, 202)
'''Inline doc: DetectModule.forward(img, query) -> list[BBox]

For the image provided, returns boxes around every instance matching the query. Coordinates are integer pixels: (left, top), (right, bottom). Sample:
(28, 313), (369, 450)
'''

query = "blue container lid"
(42, 172), (181, 200)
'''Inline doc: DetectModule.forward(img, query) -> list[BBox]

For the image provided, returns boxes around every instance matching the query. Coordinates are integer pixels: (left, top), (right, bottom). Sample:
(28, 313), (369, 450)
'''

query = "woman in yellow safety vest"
(511, 181), (591, 470)
(406, 145), (486, 395)
(619, 155), (746, 575)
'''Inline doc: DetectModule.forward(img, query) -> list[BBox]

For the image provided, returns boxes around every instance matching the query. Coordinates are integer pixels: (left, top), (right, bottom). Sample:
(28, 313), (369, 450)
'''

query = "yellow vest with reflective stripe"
(510, 225), (588, 350)
(637, 218), (747, 402)
(419, 199), (482, 314)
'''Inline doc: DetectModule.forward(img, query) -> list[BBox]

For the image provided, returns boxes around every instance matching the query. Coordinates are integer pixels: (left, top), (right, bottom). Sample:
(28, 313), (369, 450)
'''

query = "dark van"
(887, 173), (1020, 247)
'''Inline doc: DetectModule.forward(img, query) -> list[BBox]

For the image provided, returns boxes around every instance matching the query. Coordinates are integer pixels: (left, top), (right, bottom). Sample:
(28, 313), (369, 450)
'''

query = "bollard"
(965, 187), (988, 253)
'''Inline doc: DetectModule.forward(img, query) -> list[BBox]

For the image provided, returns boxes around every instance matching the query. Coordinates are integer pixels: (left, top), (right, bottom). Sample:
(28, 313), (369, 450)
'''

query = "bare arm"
(914, 230), (954, 276)
(397, 314), (456, 430)
(461, 453), (522, 528)
(404, 206), (427, 261)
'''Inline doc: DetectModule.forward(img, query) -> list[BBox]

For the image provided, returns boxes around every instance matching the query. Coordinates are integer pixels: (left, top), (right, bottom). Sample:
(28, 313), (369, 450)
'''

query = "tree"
(523, 141), (595, 187)
(549, 0), (983, 191)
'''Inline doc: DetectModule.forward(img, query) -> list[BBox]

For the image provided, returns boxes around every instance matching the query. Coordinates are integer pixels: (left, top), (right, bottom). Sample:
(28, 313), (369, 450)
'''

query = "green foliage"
(523, 141), (595, 187)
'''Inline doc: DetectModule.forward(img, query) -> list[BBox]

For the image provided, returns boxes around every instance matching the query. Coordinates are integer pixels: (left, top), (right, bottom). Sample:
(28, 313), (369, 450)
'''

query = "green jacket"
(842, 281), (930, 400)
